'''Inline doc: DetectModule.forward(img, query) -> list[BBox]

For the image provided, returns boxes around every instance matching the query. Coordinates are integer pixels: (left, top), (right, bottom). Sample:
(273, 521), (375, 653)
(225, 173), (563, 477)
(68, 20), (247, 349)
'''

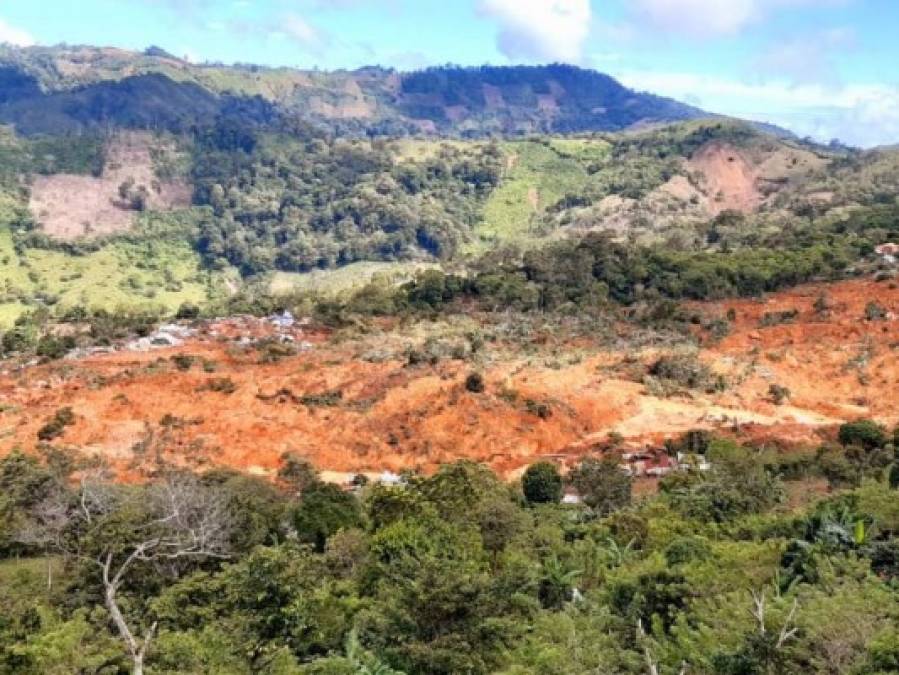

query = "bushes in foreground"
(1, 441), (899, 673)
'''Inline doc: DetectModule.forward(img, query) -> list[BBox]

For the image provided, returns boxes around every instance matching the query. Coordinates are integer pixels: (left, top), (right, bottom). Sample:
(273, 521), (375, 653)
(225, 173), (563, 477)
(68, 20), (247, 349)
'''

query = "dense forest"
(2, 425), (899, 674)
(396, 64), (702, 133)
(192, 128), (504, 274)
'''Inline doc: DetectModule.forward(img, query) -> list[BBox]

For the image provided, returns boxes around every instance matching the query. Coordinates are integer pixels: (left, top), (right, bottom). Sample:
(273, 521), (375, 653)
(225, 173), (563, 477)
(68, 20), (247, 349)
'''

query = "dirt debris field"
(2, 278), (899, 480)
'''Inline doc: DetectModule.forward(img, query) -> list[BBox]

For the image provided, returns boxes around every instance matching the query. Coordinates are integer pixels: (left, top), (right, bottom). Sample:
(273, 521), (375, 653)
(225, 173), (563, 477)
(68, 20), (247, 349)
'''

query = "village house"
(620, 448), (679, 477)
(561, 488), (582, 505)
(677, 452), (712, 472)
(875, 243), (899, 264)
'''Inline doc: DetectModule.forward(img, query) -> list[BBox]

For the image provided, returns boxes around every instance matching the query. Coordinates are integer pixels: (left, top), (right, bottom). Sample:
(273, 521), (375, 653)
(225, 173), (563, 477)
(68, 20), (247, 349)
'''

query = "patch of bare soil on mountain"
(482, 84), (505, 110)
(29, 132), (191, 240)
(689, 141), (762, 214)
(308, 78), (374, 118)
(696, 279), (899, 427)
(2, 278), (898, 480)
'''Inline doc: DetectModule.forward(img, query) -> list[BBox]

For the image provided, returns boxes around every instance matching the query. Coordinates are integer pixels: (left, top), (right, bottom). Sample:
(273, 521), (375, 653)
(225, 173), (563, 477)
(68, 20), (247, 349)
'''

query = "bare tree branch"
(776, 599), (800, 648)
(19, 471), (232, 675)
(750, 590), (766, 634)
(749, 589), (800, 651)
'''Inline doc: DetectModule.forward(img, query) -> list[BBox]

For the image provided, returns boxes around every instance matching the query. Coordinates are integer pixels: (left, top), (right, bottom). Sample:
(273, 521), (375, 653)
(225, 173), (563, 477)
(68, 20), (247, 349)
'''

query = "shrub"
(865, 301), (888, 321)
(664, 535), (712, 566)
(768, 384), (791, 405)
(569, 455), (631, 515)
(647, 353), (725, 394)
(293, 482), (364, 553)
(257, 340), (297, 364)
(839, 419), (887, 450)
(524, 398), (552, 419)
(197, 377), (237, 394)
(465, 372), (486, 393)
(704, 317), (731, 340)
(759, 309), (799, 327)
(36, 334), (76, 360)
(890, 464), (899, 490)
(664, 445), (785, 521)
(299, 390), (343, 408)
(37, 407), (76, 441)
(521, 462), (563, 504)
(170, 354), (197, 371)
(1, 324), (37, 355)
(610, 570), (691, 633)
(813, 293), (832, 316)
(818, 446), (861, 488)
(175, 302), (201, 320)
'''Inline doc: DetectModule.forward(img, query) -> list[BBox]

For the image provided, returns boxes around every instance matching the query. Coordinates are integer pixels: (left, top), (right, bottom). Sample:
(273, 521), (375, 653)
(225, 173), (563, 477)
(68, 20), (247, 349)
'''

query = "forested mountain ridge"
(0, 44), (705, 136)
(1, 43), (899, 330)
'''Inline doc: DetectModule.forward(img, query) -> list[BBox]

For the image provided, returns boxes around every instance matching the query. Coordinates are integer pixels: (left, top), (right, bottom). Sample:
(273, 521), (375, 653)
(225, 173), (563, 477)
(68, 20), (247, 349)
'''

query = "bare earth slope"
(28, 132), (191, 239)
(688, 141), (761, 214)
(2, 278), (897, 480)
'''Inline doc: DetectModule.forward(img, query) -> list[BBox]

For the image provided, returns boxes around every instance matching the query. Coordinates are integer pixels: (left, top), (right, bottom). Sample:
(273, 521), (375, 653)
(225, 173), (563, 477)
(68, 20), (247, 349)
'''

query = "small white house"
(876, 243), (899, 264)
(270, 311), (296, 330)
(379, 470), (403, 487)
(562, 490), (582, 505)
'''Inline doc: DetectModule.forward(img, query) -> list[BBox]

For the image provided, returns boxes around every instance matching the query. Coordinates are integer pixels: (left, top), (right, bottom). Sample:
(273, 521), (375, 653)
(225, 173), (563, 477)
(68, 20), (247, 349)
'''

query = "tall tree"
(569, 455), (632, 516)
(20, 472), (231, 675)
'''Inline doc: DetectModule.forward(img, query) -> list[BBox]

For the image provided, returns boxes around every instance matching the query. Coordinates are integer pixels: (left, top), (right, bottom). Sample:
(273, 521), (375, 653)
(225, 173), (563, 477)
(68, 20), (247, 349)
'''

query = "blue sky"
(1, 1), (898, 146)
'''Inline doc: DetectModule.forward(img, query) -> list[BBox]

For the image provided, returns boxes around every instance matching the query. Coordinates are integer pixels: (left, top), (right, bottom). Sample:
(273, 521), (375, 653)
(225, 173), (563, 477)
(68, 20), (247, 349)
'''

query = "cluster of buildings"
(620, 448), (712, 477)
(561, 445), (713, 505)
(335, 446), (713, 503)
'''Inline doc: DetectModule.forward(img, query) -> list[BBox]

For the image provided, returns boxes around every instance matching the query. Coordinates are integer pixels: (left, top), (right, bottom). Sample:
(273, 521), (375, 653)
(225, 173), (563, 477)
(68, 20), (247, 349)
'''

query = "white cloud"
(0, 18), (35, 46)
(632, 0), (759, 36)
(753, 28), (855, 86)
(269, 14), (330, 54)
(630, 0), (849, 38)
(617, 69), (899, 147)
(478, 0), (592, 63)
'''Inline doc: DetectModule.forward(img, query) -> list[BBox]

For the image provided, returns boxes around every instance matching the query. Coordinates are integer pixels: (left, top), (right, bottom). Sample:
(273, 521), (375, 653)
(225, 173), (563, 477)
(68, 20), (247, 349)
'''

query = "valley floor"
(2, 277), (898, 481)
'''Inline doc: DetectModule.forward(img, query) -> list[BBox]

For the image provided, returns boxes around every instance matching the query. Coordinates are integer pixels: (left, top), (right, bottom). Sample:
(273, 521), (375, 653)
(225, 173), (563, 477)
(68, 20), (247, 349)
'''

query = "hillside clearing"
(269, 261), (441, 296)
(28, 132), (191, 240)
(470, 140), (595, 253)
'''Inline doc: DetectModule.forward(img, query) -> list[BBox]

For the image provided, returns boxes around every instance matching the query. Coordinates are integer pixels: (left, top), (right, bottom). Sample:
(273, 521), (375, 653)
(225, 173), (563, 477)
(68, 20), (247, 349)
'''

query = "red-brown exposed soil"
(3, 278), (899, 480)
(688, 141), (762, 215)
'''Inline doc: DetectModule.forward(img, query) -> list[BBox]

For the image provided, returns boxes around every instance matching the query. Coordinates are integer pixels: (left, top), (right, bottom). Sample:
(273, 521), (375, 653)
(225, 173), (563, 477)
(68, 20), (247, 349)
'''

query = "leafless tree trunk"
(101, 547), (160, 675)
(18, 472), (231, 675)
(749, 589), (799, 648)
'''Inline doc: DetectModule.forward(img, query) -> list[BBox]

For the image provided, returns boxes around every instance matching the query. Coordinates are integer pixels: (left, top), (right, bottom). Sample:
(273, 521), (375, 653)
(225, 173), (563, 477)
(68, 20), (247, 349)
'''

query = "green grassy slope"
(470, 139), (608, 252)
(269, 261), (440, 297)
(0, 223), (225, 328)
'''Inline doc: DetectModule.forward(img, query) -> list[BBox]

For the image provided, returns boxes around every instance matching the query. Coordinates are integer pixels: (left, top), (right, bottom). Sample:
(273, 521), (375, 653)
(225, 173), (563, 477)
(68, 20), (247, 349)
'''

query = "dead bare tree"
(19, 472), (232, 675)
(749, 589), (800, 649)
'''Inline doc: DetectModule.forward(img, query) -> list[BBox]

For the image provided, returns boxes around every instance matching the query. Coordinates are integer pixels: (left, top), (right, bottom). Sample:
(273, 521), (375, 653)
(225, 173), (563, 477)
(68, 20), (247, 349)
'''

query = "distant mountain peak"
(0, 44), (790, 139)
